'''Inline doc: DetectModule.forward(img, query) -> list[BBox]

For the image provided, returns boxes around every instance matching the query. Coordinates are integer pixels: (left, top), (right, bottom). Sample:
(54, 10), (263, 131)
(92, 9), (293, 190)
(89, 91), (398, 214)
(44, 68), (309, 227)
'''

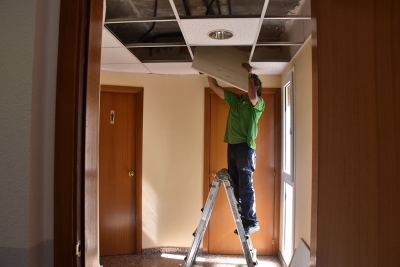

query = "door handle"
(128, 171), (134, 177)
(211, 171), (217, 177)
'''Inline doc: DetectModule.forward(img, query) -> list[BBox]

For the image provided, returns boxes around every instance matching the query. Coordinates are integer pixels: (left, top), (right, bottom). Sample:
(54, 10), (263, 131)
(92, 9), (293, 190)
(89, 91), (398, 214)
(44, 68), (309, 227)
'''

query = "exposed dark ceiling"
(103, 0), (311, 68)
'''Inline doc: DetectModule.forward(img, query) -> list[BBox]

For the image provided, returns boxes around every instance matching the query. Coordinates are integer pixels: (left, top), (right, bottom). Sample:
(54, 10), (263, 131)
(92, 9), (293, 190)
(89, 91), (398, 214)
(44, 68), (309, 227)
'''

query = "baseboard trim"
(142, 247), (203, 255)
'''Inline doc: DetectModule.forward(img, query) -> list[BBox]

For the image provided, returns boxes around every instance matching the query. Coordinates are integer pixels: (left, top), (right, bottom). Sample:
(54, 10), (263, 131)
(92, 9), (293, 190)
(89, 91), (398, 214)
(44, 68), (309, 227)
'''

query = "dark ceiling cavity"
(104, 0), (310, 63)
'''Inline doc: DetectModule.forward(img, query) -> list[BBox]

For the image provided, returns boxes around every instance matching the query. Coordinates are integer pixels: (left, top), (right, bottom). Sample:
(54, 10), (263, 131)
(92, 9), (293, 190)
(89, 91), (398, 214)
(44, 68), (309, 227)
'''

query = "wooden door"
(99, 91), (137, 256)
(204, 88), (281, 255)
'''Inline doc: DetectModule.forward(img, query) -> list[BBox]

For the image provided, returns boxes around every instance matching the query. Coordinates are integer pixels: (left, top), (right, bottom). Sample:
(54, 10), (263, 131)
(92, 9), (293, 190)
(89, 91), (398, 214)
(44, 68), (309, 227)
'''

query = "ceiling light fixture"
(208, 30), (234, 40)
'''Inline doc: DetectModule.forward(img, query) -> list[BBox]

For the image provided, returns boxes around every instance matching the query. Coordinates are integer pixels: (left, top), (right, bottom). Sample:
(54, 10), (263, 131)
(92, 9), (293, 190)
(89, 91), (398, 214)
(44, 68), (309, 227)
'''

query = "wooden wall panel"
(84, 0), (103, 265)
(55, 0), (103, 266)
(311, 0), (400, 266)
(374, 1), (400, 263)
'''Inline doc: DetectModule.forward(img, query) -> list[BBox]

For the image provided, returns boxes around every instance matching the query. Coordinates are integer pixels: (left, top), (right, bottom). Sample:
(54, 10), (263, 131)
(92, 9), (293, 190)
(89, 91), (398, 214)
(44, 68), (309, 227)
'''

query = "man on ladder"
(184, 63), (265, 267)
(208, 63), (264, 235)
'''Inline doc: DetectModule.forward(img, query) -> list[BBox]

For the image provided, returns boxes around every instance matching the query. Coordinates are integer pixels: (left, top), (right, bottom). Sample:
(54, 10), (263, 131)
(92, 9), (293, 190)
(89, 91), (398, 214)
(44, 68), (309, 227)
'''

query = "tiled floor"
(100, 253), (282, 267)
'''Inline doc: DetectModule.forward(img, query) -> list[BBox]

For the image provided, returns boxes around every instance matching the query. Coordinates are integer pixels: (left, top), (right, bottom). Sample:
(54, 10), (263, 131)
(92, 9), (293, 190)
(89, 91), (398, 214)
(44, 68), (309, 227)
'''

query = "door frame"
(54, 0), (103, 265)
(203, 87), (282, 255)
(100, 85), (144, 255)
(280, 67), (296, 264)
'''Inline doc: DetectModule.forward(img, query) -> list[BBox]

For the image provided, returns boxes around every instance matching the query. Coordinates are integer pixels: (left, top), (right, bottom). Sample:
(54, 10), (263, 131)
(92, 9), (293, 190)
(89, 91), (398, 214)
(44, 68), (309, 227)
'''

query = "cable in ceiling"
(205, 0), (223, 15)
(205, 0), (217, 15)
(138, 0), (159, 42)
(182, 0), (191, 16)
(203, 0), (215, 15)
(216, 0), (221, 15)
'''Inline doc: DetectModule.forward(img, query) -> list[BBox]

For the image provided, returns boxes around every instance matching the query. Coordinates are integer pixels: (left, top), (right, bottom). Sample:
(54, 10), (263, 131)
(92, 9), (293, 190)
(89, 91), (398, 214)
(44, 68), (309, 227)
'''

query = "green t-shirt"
(223, 90), (265, 149)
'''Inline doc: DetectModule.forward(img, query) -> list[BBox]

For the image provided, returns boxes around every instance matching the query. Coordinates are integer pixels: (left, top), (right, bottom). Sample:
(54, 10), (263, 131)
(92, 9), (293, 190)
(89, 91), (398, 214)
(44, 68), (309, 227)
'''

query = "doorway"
(99, 85), (144, 256)
(203, 87), (281, 255)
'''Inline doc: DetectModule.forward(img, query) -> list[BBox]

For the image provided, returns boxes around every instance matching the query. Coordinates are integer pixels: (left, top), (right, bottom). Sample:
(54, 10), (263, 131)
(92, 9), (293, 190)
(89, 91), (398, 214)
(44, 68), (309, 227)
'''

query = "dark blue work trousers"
(227, 142), (258, 226)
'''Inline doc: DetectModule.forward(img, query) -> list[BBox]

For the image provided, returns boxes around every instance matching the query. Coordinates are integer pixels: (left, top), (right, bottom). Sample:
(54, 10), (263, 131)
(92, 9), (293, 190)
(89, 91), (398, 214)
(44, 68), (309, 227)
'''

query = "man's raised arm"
(242, 63), (258, 106)
(207, 76), (225, 99)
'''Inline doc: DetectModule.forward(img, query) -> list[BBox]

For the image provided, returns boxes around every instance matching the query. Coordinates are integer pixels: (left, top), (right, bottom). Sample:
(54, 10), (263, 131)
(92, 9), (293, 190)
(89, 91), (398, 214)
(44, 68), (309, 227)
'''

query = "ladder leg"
(184, 178), (222, 267)
(185, 168), (258, 267)
(221, 169), (258, 266)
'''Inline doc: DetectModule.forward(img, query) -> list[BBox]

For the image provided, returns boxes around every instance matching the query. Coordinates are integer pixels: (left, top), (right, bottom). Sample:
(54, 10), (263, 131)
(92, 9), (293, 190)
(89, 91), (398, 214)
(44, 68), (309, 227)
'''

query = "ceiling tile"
(250, 62), (288, 75)
(101, 64), (150, 73)
(101, 1), (311, 74)
(144, 63), (199, 75)
(102, 27), (123, 48)
(101, 47), (141, 64)
(129, 47), (192, 63)
(181, 18), (260, 46)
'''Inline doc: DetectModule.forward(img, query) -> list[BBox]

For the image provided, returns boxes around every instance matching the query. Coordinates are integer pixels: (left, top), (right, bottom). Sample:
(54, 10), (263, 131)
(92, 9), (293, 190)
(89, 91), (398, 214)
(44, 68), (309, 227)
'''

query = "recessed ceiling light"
(208, 30), (234, 40)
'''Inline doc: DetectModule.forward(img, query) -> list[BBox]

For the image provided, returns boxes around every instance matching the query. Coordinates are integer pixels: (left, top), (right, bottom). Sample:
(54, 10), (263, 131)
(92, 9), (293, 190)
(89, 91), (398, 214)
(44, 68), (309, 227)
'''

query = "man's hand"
(242, 63), (253, 73)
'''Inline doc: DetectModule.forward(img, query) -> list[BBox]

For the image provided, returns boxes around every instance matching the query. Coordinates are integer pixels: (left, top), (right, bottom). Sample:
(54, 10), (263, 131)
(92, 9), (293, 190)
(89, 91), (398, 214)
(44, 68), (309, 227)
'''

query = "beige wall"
(280, 36), (313, 254)
(100, 72), (281, 249)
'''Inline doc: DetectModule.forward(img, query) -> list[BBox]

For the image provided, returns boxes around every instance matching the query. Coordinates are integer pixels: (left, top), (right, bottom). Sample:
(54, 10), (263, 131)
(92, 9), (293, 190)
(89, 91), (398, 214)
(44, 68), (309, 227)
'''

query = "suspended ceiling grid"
(101, 0), (311, 75)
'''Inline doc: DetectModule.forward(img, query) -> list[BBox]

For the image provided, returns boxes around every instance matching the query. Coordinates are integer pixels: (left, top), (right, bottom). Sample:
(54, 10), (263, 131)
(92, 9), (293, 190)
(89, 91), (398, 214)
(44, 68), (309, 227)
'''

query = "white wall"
(280, 36), (313, 255)
(0, 0), (35, 255)
(0, 0), (59, 266)
(30, 0), (60, 265)
(100, 72), (281, 249)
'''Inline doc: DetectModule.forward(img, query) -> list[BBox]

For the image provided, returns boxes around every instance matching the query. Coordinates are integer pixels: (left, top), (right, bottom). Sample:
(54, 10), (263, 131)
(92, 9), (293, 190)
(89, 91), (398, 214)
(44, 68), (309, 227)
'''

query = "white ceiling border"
(249, 0), (271, 62)
(168, 0), (194, 59)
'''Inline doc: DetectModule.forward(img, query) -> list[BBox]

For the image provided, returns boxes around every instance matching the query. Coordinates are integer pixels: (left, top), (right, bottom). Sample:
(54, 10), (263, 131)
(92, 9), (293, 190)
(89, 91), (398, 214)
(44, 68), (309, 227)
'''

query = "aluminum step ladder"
(184, 168), (258, 267)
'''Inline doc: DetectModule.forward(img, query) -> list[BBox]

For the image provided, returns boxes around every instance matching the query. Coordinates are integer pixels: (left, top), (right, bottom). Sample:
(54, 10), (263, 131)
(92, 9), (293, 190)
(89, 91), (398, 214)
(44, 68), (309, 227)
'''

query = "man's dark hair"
(251, 73), (262, 96)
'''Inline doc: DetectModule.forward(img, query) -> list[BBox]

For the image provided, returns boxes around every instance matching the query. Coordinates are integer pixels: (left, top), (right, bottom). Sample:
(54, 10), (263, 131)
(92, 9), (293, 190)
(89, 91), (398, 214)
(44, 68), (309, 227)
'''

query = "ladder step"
(234, 229), (249, 237)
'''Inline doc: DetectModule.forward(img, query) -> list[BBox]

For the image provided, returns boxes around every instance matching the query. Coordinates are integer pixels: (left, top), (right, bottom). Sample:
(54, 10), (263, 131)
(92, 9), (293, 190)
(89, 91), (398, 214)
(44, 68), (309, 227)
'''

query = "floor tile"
(100, 253), (282, 267)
